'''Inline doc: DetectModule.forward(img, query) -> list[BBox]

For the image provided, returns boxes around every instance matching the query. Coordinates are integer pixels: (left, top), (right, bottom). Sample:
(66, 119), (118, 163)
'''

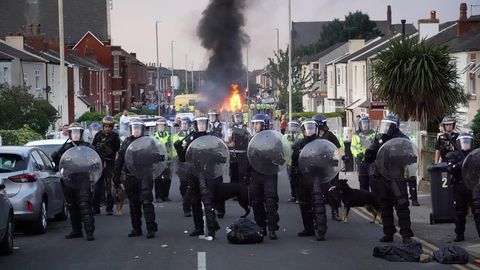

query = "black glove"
(342, 155), (350, 162)
(174, 140), (183, 148)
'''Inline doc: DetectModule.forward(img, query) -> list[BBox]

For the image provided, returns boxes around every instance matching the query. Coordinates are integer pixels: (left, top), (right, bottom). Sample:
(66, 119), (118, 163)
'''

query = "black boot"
(128, 229), (143, 237)
(189, 229), (204, 237)
(331, 208), (342, 221)
(316, 231), (326, 241)
(411, 200), (420, 206)
(86, 233), (95, 241)
(207, 231), (216, 240)
(65, 231), (83, 239)
(402, 237), (413, 244)
(217, 212), (225, 219)
(146, 231), (156, 239)
(454, 234), (465, 242)
(380, 235), (394, 242)
(184, 211), (192, 217)
(268, 230), (277, 240)
(261, 228), (267, 237)
(297, 230), (315, 237)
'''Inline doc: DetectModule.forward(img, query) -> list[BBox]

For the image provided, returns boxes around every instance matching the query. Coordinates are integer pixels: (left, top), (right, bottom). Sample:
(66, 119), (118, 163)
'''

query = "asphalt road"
(0, 170), (455, 270)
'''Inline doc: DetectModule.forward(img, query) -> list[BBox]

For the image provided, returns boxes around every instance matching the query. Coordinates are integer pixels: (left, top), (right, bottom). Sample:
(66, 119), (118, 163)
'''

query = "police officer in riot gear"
(208, 109), (223, 138)
(350, 116), (375, 191)
(285, 121), (302, 202)
(446, 133), (478, 242)
(248, 114), (280, 240)
(92, 116), (121, 216)
(153, 117), (173, 202)
(226, 112), (251, 186)
(312, 114), (345, 221)
(365, 114), (414, 243)
(52, 122), (95, 241)
(113, 118), (158, 239)
(174, 114), (222, 239)
(435, 116), (460, 163)
(292, 119), (328, 241)
(173, 117), (193, 217)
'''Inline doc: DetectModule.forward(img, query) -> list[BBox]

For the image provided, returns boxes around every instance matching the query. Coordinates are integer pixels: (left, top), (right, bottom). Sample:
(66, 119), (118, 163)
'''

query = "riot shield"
(186, 135), (230, 179)
(247, 130), (291, 175)
(59, 146), (103, 189)
(327, 117), (343, 140)
(462, 149), (480, 190)
(376, 138), (418, 181)
(299, 139), (341, 183)
(125, 136), (167, 180)
(399, 121), (420, 147)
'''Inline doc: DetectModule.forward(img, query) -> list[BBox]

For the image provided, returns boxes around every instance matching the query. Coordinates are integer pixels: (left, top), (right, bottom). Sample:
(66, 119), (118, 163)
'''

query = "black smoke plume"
(197, 0), (249, 110)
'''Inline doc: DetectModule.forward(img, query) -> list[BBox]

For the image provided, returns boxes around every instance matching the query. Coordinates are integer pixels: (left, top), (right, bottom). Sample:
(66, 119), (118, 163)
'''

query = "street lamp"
(171, 40), (175, 104)
(274, 28), (280, 53)
(155, 20), (161, 116)
(288, 0), (293, 122)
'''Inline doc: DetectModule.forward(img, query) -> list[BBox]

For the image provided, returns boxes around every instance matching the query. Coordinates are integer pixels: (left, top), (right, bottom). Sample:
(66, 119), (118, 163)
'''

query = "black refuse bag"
(226, 217), (264, 244)
(433, 246), (469, 264)
(373, 242), (423, 262)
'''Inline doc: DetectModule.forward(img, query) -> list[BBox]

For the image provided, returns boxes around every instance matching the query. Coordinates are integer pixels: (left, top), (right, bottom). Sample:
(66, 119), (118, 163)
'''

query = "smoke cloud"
(197, 0), (250, 110)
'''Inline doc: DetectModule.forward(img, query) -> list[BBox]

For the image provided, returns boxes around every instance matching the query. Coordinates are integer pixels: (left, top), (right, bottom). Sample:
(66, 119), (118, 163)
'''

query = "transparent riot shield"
(59, 146), (103, 189)
(186, 135), (230, 179)
(462, 149), (480, 190)
(327, 117), (343, 140)
(376, 138), (418, 181)
(125, 136), (167, 180)
(299, 139), (341, 183)
(399, 121), (420, 147)
(247, 130), (291, 175)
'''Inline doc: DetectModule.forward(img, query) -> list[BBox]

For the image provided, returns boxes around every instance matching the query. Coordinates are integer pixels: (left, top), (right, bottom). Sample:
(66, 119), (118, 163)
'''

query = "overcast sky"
(110, 0), (479, 70)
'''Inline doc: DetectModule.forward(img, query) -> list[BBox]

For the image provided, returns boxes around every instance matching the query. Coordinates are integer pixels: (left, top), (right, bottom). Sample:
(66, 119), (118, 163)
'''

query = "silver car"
(25, 139), (67, 158)
(0, 178), (14, 255)
(0, 146), (67, 234)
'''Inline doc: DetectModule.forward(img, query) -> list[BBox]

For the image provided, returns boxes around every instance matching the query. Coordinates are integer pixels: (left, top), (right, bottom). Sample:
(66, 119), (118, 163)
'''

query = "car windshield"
(33, 144), (62, 158)
(0, 153), (28, 172)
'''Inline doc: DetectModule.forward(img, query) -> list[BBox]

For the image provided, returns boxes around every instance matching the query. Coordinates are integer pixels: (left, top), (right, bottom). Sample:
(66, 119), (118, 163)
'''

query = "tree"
(261, 48), (318, 113)
(371, 37), (468, 130)
(0, 84), (58, 135)
(472, 108), (480, 147)
(296, 11), (381, 57)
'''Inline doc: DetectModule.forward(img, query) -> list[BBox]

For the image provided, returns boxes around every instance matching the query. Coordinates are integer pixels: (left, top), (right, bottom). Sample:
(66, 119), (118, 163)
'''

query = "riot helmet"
(68, 122), (85, 142)
(208, 109), (219, 123)
(180, 117), (191, 131)
(193, 114), (209, 132)
(287, 121), (300, 133)
(379, 114), (400, 135)
(441, 115), (456, 132)
(301, 119), (318, 138)
(360, 116), (370, 132)
(251, 114), (269, 133)
(102, 116), (114, 127)
(232, 112), (243, 126)
(156, 117), (167, 132)
(312, 114), (329, 131)
(129, 118), (145, 138)
(456, 133), (474, 152)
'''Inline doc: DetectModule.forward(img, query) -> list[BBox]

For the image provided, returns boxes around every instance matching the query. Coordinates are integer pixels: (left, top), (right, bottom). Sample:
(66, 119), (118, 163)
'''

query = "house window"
(35, 69), (40, 90)
(354, 66), (357, 90)
(329, 71), (333, 87)
(313, 63), (319, 70)
(23, 73), (28, 86)
(363, 65), (366, 93)
(51, 68), (55, 95)
(3, 67), (7, 83)
(472, 77), (477, 95)
(336, 68), (340, 85)
(113, 55), (120, 77)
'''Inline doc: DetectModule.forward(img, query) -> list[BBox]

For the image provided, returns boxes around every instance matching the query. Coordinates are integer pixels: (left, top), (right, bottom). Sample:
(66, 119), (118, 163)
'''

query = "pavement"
(0, 170), (478, 270)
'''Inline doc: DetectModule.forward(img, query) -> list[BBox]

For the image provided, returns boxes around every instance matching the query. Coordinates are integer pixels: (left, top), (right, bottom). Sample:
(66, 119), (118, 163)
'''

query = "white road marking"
(198, 252), (206, 270)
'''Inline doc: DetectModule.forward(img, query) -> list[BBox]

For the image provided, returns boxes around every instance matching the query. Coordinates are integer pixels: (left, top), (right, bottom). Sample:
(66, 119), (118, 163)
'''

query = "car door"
(0, 180), (9, 237)
(30, 151), (54, 215)
(37, 150), (63, 215)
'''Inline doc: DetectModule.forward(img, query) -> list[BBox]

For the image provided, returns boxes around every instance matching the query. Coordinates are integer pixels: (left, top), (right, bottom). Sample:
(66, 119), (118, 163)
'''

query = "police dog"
(111, 185), (126, 216)
(329, 179), (380, 224)
(215, 183), (250, 218)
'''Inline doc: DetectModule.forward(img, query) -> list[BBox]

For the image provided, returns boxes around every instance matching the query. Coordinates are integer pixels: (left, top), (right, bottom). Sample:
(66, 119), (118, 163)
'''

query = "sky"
(110, 0), (480, 71)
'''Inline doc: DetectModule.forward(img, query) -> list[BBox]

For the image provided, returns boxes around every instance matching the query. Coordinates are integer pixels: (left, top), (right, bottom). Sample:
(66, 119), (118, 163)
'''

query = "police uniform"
(351, 130), (375, 191)
(284, 131), (303, 201)
(154, 130), (173, 201)
(173, 129), (192, 216)
(228, 124), (250, 185)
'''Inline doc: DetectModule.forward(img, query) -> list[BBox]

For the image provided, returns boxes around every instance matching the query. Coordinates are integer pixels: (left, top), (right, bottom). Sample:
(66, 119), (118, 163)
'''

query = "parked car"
(0, 178), (14, 255)
(25, 139), (67, 159)
(0, 146), (67, 234)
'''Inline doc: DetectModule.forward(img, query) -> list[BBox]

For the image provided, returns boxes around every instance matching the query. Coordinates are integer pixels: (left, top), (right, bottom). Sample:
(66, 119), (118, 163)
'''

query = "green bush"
(472, 108), (480, 147)
(0, 125), (43, 146)
(76, 112), (106, 122)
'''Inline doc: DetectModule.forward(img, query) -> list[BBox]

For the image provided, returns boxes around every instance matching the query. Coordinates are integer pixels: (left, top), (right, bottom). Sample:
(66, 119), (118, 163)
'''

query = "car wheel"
(0, 213), (14, 255)
(54, 201), (68, 221)
(32, 200), (47, 234)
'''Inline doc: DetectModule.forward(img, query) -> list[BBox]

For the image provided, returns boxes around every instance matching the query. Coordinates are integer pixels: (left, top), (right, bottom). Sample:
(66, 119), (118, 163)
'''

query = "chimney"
(401, 19), (406, 38)
(460, 3), (468, 21)
(418, 11), (440, 40)
(36, 24), (41, 35)
(387, 5), (392, 36)
(27, 24), (33, 36)
(458, 3), (469, 37)
(5, 34), (25, 50)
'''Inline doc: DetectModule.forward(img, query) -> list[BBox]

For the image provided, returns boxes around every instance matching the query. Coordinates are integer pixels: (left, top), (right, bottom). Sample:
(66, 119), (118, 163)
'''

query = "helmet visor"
(156, 123), (166, 132)
(70, 129), (82, 141)
(131, 124), (144, 137)
(360, 119), (370, 131)
(288, 122), (300, 133)
(233, 114), (243, 125)
(458, 136), (473, 151)
(379, 120), (396, 135)
(302, 122), (317, 137)
(196, 119), (208, 132)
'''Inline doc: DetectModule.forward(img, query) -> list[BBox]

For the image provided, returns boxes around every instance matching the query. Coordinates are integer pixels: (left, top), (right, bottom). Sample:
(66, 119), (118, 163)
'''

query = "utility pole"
(191, 61), (194, 92)
(155, 21), (161, 116)
(274, 28), (280, 53)
(171, 41), (175, 103)
(246, 46), (249, 97)
(58, 0), (65, 124)
(185, 54), (188, 93)
(288, 0), (293, 122)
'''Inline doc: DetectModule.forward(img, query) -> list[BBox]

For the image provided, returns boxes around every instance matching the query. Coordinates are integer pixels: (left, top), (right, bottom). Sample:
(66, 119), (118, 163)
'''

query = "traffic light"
(166, 90), (172, 103)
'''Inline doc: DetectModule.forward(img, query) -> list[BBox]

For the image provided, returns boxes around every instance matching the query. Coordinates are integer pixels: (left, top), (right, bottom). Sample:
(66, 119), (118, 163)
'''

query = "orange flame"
(220, 84), (243, 112)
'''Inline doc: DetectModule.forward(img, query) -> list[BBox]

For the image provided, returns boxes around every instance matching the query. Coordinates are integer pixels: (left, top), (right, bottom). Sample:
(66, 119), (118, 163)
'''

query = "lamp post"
(274, 28), (280, 53)
(155, 21), (161, 116)
(287, 0), (293, 122)
(170, 40), (175, 104)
